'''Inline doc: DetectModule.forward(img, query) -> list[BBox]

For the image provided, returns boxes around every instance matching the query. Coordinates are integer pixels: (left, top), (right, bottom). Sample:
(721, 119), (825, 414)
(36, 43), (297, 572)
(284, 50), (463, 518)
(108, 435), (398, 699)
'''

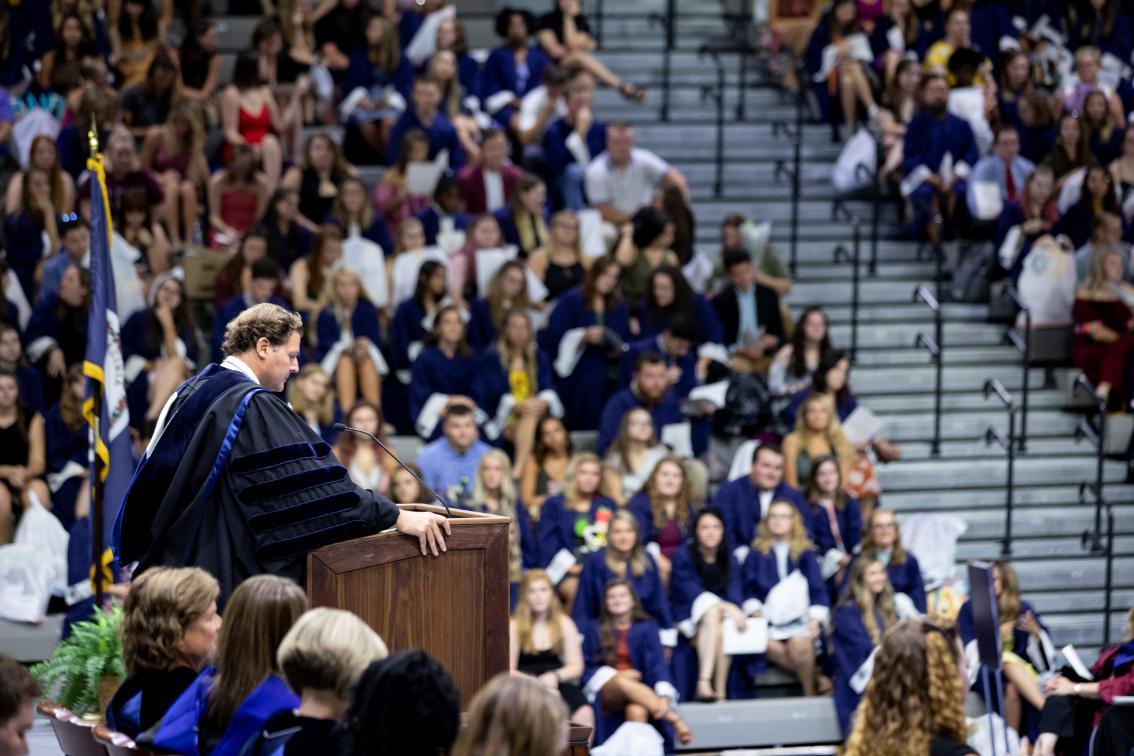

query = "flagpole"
(88, 121), (105, 608)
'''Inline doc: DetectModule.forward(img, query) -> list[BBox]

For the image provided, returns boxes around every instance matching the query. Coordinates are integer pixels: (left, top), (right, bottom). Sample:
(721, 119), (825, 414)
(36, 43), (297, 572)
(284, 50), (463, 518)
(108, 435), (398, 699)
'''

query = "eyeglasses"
(873, 521), (897, 530)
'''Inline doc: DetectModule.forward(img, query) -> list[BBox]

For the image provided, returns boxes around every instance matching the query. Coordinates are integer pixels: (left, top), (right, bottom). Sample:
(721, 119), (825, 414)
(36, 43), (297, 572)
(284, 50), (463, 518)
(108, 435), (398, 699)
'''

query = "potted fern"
(31, 605), (125, 718)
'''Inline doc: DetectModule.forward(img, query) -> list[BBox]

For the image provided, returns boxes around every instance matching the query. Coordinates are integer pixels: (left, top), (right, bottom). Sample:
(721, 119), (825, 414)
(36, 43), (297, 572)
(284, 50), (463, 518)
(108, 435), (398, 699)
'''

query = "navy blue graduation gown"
(580, 619), (676, 749)
(636, 294), (724, 346)
(121, 310), (199, 431)
(342, 48), (414, 103)
(389, 299), (428, 377)
(596, 387), (687, 457)
(140, 669), (298, 756)
(539, 287), (630, 431)
(43, 402), (88, 530)
(386, 109), (466, 169)
(618, 336), (698, 398)
(809, 499), (862, 558)
(2, 211), (46, 300)
(114, 364), (402, 606)
(414, 205), (471, 246)
(571, 549), (674, 640)
(313, 299), (385, 365)
(712, 476), (812, 552)
(466, 298), (496, 350)
(843, 553), (927, 613)
(492, 206), (550, 256)
(408, 346), (481, 439)
(741, 547), (828, 610)
(625, 492), (694, 552)
(475, 345), (556, 439)
(541, 118), (607, 183)
(535, 493), (616, 569)
(901, 112), (979, 194)
(14, 364), (44, 415)
(326, 216), (394, 255)
(832, 603), (883, 737)
(482, 45), (549, 113)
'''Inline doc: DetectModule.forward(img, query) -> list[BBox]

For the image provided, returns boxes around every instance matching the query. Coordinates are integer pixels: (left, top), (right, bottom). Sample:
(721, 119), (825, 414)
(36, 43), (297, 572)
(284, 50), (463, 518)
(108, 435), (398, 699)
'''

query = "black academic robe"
(114, 364), (401, 605)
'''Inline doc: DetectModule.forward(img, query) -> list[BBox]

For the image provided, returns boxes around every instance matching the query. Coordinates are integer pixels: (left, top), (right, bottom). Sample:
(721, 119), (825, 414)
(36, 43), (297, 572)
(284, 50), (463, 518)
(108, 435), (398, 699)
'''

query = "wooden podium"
(307, 504), (511, 703)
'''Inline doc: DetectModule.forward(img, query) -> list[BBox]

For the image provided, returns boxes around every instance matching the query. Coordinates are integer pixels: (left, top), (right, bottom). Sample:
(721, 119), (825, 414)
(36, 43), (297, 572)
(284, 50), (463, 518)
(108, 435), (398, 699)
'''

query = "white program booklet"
(1061, 644), (1094, 680)
(723, 615), (768, 655)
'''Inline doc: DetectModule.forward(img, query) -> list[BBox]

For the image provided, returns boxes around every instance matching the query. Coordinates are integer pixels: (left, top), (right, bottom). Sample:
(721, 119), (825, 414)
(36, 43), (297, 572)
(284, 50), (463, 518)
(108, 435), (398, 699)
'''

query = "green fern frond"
(31, 605), (125, 715)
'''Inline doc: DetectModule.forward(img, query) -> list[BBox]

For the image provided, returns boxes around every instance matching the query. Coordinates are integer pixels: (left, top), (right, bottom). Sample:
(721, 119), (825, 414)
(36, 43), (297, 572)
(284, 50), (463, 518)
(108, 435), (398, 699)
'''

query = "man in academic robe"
(114, 303), (449, 605)
(597, 351), (685, 457)
(712, 443), (810, 561)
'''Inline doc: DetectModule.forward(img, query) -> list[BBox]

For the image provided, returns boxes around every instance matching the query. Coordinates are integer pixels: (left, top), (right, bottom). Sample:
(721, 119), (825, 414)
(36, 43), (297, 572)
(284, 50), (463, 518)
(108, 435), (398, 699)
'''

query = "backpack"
(950, 242), (994, 303)
(714, 372), (774, 438)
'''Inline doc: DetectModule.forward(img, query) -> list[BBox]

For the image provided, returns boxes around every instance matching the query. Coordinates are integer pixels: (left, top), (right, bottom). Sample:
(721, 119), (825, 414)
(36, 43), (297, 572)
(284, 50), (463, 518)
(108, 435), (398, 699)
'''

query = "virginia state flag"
(82, 152), (133, 563)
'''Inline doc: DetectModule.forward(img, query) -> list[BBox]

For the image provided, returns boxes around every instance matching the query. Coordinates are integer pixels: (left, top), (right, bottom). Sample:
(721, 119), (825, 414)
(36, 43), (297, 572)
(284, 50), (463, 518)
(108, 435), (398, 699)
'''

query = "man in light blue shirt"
(966, 126), (1034, 220)
(416, 404), (492, 505)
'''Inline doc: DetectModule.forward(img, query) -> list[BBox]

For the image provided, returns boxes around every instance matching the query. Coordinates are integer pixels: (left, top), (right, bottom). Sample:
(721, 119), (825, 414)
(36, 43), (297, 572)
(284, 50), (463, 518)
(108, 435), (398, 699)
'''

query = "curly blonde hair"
(121, 567), (219, 677)
(844, 620), (969, 756)
(753, 500), (814, 562)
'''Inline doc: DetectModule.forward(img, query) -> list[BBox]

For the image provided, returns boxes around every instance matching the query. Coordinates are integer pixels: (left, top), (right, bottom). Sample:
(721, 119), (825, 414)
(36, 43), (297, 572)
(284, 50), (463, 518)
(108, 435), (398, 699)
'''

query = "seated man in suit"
(711, 247), (785, 374)
(457, 128), (522, 215)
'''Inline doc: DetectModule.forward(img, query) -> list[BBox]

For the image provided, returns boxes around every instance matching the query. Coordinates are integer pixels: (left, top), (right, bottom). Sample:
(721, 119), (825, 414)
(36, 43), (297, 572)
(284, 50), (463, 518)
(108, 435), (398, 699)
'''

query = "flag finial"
(88, 118), (99, 159)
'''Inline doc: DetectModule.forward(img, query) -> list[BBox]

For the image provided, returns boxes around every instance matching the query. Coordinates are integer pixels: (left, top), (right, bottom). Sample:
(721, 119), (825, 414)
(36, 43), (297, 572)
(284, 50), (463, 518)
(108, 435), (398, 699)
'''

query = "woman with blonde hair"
(140, 574), (308, 754)
(741, 500), (830, 696)
(844, 619), (975, 756)
(509, 570), (594, 733)
(246, 607), (389, 754)
(782, 393), (854, 490)
(332, 401), (394, 494)
(141, 98), (209, 247)
(527, 210), (590, 302)
(313, 265), (385, 410)
(956, 560), (1051, 737)
(290, 224), (344, 316)
(477, 308), (560, 477)
(454, 673), (569, 756)
(287, 364), (339, 444)
(832, 558), (914, 737)
(107, 566), (221, 738)
(852, 507), (927, 613)
(1072, 245), (1134, 411)
(601, 407), (668, 507)
(571, 510), (675, 650)
(536, 452), (616, 609)
(471, 448), (527, 583)
(4, 134), (76, 215)
(626, 455), (696, 582)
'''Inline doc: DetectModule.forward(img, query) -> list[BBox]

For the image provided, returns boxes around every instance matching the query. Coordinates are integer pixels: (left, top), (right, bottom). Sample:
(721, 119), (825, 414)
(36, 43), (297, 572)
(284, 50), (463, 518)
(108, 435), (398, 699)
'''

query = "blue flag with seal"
(82, 149), (133, 588)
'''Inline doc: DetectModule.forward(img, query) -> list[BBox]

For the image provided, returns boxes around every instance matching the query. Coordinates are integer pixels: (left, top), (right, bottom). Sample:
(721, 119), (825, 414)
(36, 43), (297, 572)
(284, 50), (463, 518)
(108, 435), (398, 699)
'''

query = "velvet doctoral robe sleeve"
(116, 374), (402, 605)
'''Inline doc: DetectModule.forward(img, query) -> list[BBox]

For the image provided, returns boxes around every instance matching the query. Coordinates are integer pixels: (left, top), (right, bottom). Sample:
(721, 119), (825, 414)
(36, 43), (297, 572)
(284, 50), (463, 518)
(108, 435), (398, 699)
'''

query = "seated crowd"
(0, 0), (1130, 754)
(805, 0), (1134, 414)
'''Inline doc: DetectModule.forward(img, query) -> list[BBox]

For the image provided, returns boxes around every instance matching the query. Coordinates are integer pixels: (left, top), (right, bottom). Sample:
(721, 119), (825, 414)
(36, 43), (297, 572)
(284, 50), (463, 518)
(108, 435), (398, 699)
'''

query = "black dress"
(517, 648), (589, 714)
(0, 419), (29, 502)
(544, 260), (584, 301)
(929, 735), (975, 756)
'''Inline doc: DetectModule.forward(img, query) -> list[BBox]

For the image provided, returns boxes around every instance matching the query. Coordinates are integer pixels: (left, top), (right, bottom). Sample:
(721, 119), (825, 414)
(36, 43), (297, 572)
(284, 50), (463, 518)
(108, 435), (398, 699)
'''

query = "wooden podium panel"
(307, 504), (510, 703)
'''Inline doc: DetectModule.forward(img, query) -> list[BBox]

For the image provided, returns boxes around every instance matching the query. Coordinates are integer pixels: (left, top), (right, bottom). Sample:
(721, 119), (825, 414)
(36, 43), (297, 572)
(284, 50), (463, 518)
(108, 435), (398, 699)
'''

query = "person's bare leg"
(764, 638), (792, 671)
(158, 175), (182, 245)
(838, 67), (858, 131)
(849, 65), (877, 110)
(714, 636), (732, 698)
(74, 482), (90, 521)
(695, 604), (723, 699)
(562, 51), (624, 91)
(1003, 662), (1046, 710)
(357, 358), (381, 408)
(788, 636), (817, 696)
(23, 480), (51, 512)
(146, 359), (189, 420)
(511, 412), (538, 478)
(573, 704), (596, 744)
(0, 486), (13, 544)
(180, 179), (199, 245)
(559, 576), (579, 612)
(1003, 678), (1022, 732)
(259, 134), (283, 192)
(336, 354), (358, 411)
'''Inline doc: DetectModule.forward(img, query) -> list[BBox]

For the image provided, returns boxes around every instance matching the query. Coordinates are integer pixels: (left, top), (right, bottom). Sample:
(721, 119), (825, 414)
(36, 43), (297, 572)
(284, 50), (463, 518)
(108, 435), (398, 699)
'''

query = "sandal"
(696, 678), (719, 702)
(668, 714), (694, 745)
(618, 81), (648, 103)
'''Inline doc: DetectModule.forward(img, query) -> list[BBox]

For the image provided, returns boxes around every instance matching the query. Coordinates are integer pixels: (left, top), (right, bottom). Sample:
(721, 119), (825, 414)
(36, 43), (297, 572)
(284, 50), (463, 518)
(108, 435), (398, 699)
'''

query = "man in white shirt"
(584, 123), (689, 224)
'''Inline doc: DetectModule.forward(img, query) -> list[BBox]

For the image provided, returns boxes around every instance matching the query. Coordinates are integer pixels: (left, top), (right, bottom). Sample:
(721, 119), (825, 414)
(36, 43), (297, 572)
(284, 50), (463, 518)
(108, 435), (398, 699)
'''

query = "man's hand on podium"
(396, 510), (451, 556)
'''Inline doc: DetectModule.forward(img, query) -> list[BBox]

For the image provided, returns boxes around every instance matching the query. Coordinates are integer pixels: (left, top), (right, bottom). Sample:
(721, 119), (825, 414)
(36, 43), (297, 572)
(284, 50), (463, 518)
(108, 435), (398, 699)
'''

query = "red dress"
(1071, 296), (1134, 403)
(223, 102), (273, 165)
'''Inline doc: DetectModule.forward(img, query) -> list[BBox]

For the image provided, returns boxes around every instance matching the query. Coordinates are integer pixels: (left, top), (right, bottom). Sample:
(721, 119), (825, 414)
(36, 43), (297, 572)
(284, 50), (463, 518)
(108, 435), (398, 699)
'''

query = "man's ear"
(256, 337), (272, 358)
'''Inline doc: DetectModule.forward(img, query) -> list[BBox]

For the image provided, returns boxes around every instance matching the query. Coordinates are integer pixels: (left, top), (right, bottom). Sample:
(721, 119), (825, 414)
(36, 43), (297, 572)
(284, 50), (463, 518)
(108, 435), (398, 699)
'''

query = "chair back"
(36, 701), (107, 756)
(93, 724), (154, 756)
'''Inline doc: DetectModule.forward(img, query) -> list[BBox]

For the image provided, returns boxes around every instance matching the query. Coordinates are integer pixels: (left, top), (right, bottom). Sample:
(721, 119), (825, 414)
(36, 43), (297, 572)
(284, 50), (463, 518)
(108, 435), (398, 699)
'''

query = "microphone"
(334, 423), (452, 518)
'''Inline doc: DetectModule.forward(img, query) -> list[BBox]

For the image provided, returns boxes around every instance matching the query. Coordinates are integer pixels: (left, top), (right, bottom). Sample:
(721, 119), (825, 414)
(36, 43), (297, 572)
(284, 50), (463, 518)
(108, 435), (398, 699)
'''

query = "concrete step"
(853, 345), (1021, 368)
(956, 504), (1134, 541)
(1015, 591), (1134, 618)
(897, 435), (1099, 461)
(886, 483), (1134, 512)
(849, 364), (1047, 396)
(955, 535), (1134, 562)
(863, 389), (1065, 413)
(828, 322), (1013, 349)
(876, 457), (1128, 491)
(877, 409), (1078, 443)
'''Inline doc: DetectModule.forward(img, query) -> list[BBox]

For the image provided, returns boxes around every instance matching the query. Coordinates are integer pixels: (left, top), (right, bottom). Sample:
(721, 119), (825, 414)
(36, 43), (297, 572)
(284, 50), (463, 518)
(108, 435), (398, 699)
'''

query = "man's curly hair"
(120, 567), (219, 676)
(844, 619), (969, 756)
(220, 303), (303, 356)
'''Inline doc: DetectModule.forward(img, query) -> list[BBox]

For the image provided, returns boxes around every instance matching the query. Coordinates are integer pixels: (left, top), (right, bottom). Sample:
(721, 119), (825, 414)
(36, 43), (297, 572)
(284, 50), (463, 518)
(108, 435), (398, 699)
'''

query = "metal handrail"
(1079, 482), (1116, 646)
(648, 0), (677, 122)
(832, 206), (862, 361)
(698, 45), (726, 198)
(913, 284), (944, 457)
(771, 59), (807, 276)
(983, 379), (1017, 556)
(1073, 374), (1108, 502)
(1000, 286), (1031, 452)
